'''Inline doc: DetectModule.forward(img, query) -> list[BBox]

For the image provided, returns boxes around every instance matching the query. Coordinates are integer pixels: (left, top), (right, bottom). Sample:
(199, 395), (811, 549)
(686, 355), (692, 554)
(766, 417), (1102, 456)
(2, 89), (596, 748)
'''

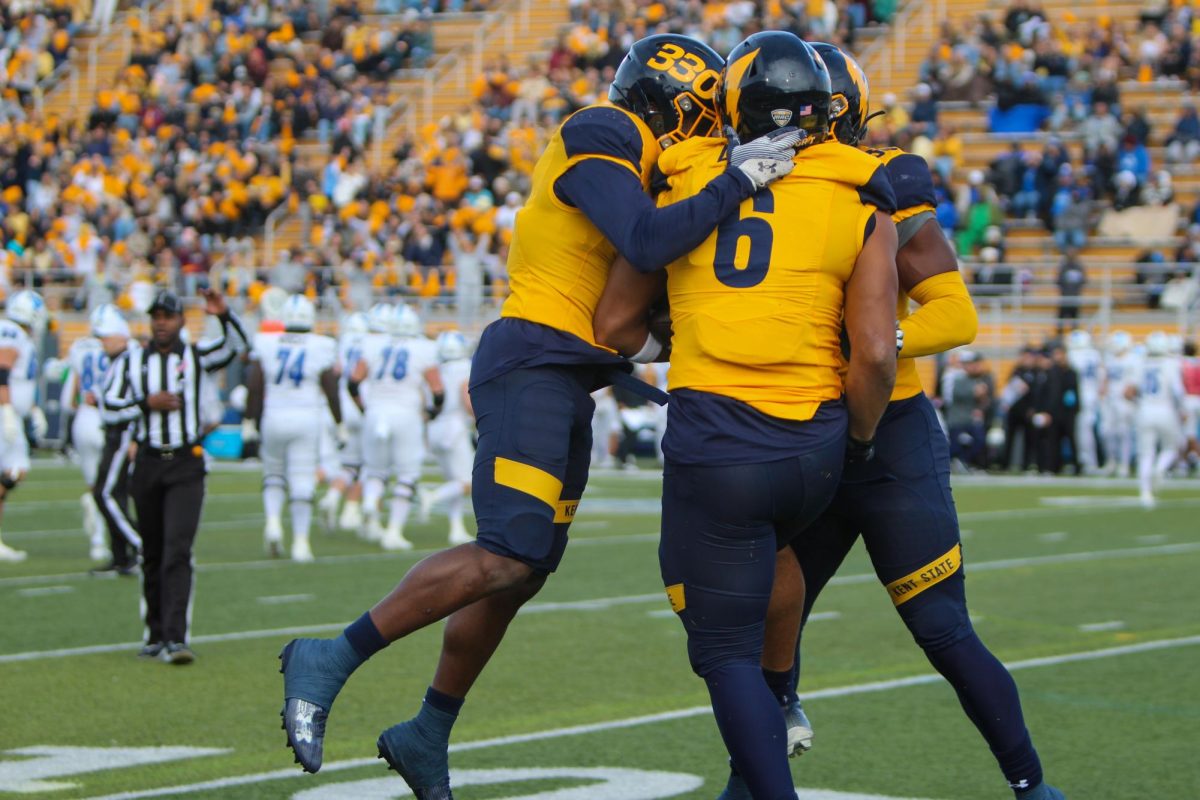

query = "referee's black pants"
(93, 426), (139, 569)
(132, 450), (206, 645)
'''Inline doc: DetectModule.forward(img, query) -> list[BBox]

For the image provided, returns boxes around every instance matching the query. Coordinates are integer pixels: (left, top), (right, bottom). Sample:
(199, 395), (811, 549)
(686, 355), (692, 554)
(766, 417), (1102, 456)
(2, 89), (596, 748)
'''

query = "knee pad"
(392, 480), (416, 501)
(0, 469), (21, 491)
(262, 475), (287, 491)
(896, 571), (974, 653)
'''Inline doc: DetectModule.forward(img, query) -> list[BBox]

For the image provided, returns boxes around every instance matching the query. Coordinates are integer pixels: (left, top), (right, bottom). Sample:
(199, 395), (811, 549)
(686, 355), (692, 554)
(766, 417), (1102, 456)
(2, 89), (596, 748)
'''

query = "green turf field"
(2, 462), (1199, 799)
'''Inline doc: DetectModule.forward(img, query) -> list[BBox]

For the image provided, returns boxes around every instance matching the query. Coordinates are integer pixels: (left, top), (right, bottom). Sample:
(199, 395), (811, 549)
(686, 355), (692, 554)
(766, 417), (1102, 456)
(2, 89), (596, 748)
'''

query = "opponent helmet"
(720, 32), (832, 145)
(342, 311), (369, 337)
(609, 34), (724, 149)
(1067, 329), (1092, 351)
(436, 330), (470, 362)
(810, 42), (872, 146)
(366, 303), (394, 333)
(7, 290), (47, 331)
(89, 303), (130, 339)
(390, 304), (422, 338)
(1145, 331), (1170, 356)
(259, 286), (288, 323)
(1108, 330), (1132, 354)
(281, 294), (316, 333)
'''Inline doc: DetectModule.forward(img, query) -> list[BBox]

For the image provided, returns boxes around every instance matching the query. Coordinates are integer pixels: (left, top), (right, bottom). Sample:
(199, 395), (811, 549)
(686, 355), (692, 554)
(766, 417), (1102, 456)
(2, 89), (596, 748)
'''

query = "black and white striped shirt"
(104, 312), (248, 450)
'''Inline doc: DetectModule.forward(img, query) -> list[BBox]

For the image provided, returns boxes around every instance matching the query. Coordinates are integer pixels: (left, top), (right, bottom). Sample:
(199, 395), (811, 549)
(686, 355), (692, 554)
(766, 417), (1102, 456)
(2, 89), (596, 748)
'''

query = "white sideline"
(4, 541), (1199, 663)
(81, 634), (1200, 800)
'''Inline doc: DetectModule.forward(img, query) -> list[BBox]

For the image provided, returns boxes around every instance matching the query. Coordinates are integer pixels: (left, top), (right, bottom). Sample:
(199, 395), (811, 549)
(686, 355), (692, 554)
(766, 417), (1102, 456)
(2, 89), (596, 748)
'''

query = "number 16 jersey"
(251, 331), (338, 413)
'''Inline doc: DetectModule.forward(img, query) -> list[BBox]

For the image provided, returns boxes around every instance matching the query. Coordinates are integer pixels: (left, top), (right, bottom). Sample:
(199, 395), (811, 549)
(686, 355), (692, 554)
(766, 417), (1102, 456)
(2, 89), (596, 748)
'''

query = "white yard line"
(1078, 621), (1126, 633)
(81, 634), (1200, 800)
(15, 585), (74, 598)
(5, 542), (1199, 663)
(257, 595), (315, 606)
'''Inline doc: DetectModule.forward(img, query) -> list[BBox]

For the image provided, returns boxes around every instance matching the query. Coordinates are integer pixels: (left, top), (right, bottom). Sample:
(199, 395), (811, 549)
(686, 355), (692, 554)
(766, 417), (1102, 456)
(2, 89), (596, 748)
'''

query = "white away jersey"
(251, 331), (338, 412)
(0, 319), (37, 416)
(1135, 356), (1185, 413)
(67, 337), (112, 403)
(438, 358), (473, 423)
(359, 334), (438, 409)
(1104, 352), (1143, 402)
(1068, 347), (1103, 409)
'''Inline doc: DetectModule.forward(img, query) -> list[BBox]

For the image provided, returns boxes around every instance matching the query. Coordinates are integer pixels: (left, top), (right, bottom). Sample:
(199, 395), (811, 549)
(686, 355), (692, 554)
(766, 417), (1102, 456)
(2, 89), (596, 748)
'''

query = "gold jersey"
(659, 137), (895, 421)
(863, 146), (938, 402)
(500, 105), (659, 349)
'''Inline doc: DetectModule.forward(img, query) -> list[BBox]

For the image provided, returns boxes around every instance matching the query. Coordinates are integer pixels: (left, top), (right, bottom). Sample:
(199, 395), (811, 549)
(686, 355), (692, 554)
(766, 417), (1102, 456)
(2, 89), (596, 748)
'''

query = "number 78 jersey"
(358, 333), (439, 411)
(657, 137), (895, 421)
(251, 332), (338, 412)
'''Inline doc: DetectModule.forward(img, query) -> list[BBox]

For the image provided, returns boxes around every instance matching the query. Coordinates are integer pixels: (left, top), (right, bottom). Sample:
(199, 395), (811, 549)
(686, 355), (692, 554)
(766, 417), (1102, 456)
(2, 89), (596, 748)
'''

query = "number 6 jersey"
(250, 331), (338, 412)
(657, 136), (896, 422)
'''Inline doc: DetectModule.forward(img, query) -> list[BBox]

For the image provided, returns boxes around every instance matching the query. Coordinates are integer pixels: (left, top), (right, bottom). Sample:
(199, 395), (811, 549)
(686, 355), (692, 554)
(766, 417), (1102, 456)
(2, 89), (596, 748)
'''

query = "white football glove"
(896, 320), (905, 354)
(241, 418), (259, 444)
(728, 126), (803, 189)
(29, 407), (47, 443)
(0, 404), (19, 443)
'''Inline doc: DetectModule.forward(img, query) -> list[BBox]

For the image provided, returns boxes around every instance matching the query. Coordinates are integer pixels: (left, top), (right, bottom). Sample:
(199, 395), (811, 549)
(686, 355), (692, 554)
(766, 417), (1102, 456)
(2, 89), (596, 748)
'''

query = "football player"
(766, 45), (1062, 800)
(420, 330), (476, 546)
(277, 32), (800, 794)
(318, 312), (370, 531)
(244, 295), (341, 562)
(1132, 332), (1186, 508)
(1066, 329), (1104, 474)
(61, 304), (123, 561)
(602, 33), (899, 798)
(1183, 341), (1200, 467)
(351, 303), (440, 551)
(1101, 330), (1139, 477)
(0, 290), (47, 562)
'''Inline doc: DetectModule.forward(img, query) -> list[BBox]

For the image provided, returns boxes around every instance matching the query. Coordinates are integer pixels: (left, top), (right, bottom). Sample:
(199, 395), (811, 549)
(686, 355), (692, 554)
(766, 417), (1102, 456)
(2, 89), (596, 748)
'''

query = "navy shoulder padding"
(858, 164), (898, 215)
(884, 153), (936, 211)
(560, 107), (644, 175)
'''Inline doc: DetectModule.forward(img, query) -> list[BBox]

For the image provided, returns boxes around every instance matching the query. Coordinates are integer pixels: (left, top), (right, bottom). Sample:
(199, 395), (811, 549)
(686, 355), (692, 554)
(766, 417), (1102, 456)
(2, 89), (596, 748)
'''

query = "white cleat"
(784, 700), (814, 757)
(291, 540), (315, 563)
(448, 523), (474, 546)
(360, 517), (384, 543)
(317, 492), (340, 530)
(89, 544), (111, 562)
(339, 502), (363, 532)
(1139, 491), (1157, 510)
(265, 516), (285, 557)
(0, 543), (28, 562)
(379, 531), (414, 552)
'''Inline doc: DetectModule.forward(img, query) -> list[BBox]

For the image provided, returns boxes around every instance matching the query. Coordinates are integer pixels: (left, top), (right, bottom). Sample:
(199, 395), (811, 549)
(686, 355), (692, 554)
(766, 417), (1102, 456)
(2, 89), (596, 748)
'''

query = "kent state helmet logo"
(771, 108), (793, 127)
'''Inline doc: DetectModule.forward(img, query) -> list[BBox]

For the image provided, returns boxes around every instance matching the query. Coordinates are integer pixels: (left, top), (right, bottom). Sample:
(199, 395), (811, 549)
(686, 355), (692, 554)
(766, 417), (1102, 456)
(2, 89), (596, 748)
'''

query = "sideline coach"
(105, 288), (248, 664)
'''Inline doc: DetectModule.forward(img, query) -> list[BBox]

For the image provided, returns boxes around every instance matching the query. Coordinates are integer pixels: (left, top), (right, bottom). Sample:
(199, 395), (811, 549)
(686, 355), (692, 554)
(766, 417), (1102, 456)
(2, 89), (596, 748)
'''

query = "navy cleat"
(715, 769), (752, 800)
(279, 638), (356, 773)
(1016, 783), (1066, 800)
(377, 720), (453, 800)
(784, 699), (814, 757)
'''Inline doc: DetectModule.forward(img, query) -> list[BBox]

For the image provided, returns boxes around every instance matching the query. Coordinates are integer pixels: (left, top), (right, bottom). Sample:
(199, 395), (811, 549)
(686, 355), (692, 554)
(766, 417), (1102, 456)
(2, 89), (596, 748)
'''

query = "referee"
(104, 288), (248, 665)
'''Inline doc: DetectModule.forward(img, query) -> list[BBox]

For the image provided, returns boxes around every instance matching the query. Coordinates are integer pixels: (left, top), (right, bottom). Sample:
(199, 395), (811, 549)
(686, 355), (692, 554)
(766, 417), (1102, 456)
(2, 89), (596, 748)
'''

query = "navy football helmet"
(719, 32), (832, 146)
(609, 34), (725, 148)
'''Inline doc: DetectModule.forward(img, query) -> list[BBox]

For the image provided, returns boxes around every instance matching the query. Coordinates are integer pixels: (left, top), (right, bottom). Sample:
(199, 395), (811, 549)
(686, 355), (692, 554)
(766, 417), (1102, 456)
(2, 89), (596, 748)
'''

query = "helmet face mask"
(609, 34), (724, 148)
(720, 33), (833, 146)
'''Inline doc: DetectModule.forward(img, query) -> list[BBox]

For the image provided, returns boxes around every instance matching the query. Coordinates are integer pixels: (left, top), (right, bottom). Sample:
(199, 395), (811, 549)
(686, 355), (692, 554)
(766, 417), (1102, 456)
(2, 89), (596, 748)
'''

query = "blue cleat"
(279, 638), (358, 773)
(1016, 783), (1066, 800)
(715, 769), (753, 800)
(377, 720), (453, 799)
(784, 699), (814, 757)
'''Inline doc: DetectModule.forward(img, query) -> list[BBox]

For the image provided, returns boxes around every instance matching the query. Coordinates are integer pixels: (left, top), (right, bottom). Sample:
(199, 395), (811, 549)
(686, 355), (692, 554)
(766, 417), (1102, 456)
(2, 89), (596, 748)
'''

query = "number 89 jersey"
(251, 331), (338, 412)
(67, 337), (111, 403)
(357, 333), (438, 411)
(658, 137), (895, 421)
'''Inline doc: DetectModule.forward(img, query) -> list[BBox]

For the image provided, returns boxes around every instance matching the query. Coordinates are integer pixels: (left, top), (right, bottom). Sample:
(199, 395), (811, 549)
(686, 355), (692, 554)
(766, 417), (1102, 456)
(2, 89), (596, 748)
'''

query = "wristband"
(348, 379), (361, 399)
(629, 332), (663, 364)
(846, 435), (876, 464)
(0, 367), (10, 386)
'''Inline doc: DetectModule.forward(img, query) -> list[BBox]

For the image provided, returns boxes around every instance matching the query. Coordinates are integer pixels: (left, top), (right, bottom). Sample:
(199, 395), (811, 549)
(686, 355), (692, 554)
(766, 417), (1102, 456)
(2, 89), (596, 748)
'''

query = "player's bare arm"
(319, 368), (341, 425)
(844, 211), (899, 442)
(593, 255), (666, 359)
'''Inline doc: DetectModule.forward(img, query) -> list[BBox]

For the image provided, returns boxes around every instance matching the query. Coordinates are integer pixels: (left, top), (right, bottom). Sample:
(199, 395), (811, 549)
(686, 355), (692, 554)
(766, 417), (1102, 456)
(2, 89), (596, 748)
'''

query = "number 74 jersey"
(657, 136), (895, 421)
(251, 331), (338, 412)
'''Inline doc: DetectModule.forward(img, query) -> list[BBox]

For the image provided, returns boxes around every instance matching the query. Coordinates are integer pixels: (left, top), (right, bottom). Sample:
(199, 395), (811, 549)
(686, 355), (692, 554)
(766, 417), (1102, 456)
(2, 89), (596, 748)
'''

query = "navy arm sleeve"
(557, 159), (753, 273)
